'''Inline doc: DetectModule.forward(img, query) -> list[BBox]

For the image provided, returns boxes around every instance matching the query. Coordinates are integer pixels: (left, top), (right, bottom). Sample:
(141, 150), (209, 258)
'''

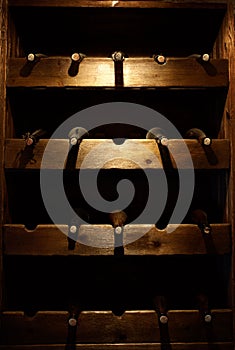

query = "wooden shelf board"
(4, 139), (230, 170)
(1, 309), (233, 345)
(7, 58), (228, 88)
(3, 224), (231, 256)
(8, 0), (228, 9)
(0, 344), (234, 350)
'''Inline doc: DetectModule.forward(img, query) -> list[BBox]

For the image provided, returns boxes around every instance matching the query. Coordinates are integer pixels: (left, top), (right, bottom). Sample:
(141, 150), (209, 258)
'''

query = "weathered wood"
(7, 58), (228, 88)
(213, 0), (235, 336)
(7, 0), (228, 8)
(3, 224), (231, 256)
(0, 0), (7, 313)
(4, 139), (230, 170)
(0, 343), (233, 350)
(1, 310), (233, 345)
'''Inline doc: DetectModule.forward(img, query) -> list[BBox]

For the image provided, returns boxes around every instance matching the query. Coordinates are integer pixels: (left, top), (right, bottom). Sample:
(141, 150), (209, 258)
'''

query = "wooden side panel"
(0, 310), (233, 345)
(7, 58), (228, 88)
(0, 0), (7, 312)
(4, 139), (230, 170)
(3, 224), (231, 256)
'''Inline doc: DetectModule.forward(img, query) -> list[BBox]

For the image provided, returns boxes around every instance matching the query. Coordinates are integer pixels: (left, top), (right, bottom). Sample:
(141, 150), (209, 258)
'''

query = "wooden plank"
(1, 310), (233, 345)
(123, 224), (231, 255)
(0, 344), (233, 350)
(7, 58), (228, 88)
(213, 0), (235, 336)
(4, 139), (230, 170)
(0, 0), (7, 314)
(3, 224), (231, 256)
(123, 58), (228, 88)
(7, 0), (228, 8)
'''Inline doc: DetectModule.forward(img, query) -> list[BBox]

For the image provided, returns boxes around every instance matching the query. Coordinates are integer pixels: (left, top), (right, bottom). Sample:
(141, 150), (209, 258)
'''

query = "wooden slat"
(4, 139), (230, 170)
(3, 224), (231, 255)
(0, 344), (234, 350)
(1, 310), (233, 345)
(8, 0), (228, 9)
(7, 58), (228, 88)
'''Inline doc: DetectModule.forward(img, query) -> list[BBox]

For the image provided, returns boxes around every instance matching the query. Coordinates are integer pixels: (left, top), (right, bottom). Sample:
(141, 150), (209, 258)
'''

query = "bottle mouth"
(204, 314), (212, 323)
(154, 55), (166, 65)
(68, 317), (77, 327)
(202, 54), (210, 62)
(159, 314), (168, 324)
(114, 226), (123, 235)
(203, 137), (211, 146)
(159, 137), (169, 147)
(27, 53), (35, 62)
(71, 53), (81, 62)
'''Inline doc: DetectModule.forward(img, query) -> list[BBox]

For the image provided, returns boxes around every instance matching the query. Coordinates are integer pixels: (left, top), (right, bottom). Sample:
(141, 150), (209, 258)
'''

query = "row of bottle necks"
(19, 51), (211, 78)
(65, 294), (213, 327)
(66, 208), (212, 236)
(25, 52), (211, 64)
(23, 127), (211, 147)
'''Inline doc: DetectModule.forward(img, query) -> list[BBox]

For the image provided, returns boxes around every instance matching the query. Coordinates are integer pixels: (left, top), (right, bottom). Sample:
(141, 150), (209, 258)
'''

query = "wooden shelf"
(7, 58), (228, 89)
(4, 139), (230, 170)
(1, 309), (232, 345)
(8, 0), (228, 9)
(0, 343), (234, 350)
(3, 224), (231, 256)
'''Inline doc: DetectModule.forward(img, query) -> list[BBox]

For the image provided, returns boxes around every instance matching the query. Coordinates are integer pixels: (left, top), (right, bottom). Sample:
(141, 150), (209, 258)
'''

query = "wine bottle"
(153, 54), (166, 65)
(153, 295), (168, 324)
(68, 127), (89, 146)
(196, 293), (212, 323)
(23, 129), (47, 146)
(27, 53), (47, 62)
(185, 128), (211, 146)
(68, 304), (80, 327)
(111, 51), (125, 62)
(191, 209), (212, 234)
(109, 210), (127, 234)
(68, 53), (86, 77)
(188, 53), (210, 63)
(146, 127), (168, 146)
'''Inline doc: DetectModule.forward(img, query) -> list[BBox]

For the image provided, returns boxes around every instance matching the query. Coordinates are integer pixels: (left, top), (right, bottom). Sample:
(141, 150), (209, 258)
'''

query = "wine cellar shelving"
(0, 0), (235, 349)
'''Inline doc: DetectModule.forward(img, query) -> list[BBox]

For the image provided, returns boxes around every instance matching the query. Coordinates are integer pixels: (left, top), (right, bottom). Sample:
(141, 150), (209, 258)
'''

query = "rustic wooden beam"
(7, 0), (228, 9)
(3, 224), (231, 256)
(0, 344), (234, 350)
(0, 0), (7, 314)
(213, 0), (235, 336)
(7, 58), (228, 88)
(4, 139), (230, 170)
(1, 309), (233, 345)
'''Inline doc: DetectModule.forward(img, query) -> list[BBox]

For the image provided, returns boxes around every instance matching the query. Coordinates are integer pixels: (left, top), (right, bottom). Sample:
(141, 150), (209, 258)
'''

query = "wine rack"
(0, 1), (235, 349)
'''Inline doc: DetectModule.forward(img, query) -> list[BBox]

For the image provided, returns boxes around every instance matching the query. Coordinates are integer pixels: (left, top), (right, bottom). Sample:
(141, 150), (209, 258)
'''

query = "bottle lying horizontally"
(68, 127), (89, 146)
(109, 210), (127, 235)
(23, 129), (47, 146)
(153, 295), (169, 324)
(191, 209), (212, 234)
(146, 127), (168, 146)
(185, 128), (211, 146)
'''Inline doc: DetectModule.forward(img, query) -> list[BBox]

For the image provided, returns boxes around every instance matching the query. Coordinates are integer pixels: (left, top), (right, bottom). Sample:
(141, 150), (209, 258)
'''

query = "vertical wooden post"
(213, 0), (235, 336)
(0, 0), (7, 312)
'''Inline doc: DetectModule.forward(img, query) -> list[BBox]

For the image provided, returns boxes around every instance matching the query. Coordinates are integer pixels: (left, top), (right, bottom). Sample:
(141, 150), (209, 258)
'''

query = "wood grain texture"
(0, 0), (7, 312)
(213, 0), (235, 336)
(3, 224), (231, 256)
(7, 58), (228, 88)
(4, 139), (230, 170)
(1, 310), (233, 345)
(0, 344), (233, 350)
(8, 0), (228, 8)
